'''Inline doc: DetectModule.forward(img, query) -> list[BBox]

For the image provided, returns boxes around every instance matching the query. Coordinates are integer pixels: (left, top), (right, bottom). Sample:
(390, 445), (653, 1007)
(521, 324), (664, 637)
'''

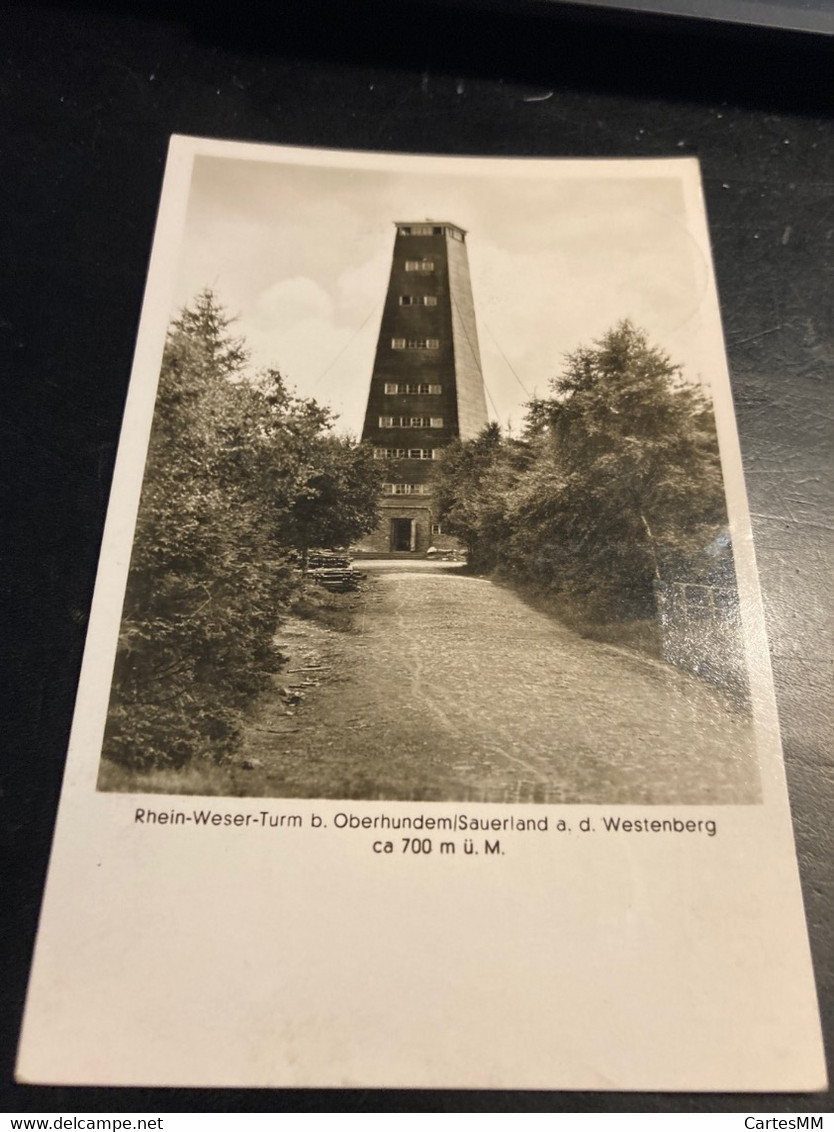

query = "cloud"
(250, 276), (334, 333)
(241, 276), (342, 381)
(336, 248), (391, 320)
(238, 275), (374, 434)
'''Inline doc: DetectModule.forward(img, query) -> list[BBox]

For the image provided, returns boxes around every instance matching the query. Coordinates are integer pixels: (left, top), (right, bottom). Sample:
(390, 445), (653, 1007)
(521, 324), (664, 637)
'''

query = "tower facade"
(358, 221), (488, 555)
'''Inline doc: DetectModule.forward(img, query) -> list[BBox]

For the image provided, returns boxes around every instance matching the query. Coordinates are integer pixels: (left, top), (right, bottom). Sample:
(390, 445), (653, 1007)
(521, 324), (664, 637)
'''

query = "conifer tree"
(514, 320), (728, 617)
(102, 291), (382, 772)
(436, 321), (730, 621)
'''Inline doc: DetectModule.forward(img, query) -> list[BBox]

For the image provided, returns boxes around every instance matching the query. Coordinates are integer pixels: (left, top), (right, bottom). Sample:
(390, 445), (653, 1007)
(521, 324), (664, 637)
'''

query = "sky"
(172, 150), (714, 437)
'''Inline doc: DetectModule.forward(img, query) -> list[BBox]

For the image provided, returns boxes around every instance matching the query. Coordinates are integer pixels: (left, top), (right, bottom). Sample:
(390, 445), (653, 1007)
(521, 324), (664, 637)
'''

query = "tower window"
(399, 225), (443, 236)
(405, 260), (434, 272)
(378, 417), (444, 429)
(399, 295), (438, 307)
(374, 448), (437, 460)
(391, 338), (439, 350)
(384, 383), (442, 395)
(383, 483), (432, 495)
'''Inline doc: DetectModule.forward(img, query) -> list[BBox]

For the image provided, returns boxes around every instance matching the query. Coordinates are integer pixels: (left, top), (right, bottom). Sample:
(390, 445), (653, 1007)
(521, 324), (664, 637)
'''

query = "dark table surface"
(2, 0), (831, 1112)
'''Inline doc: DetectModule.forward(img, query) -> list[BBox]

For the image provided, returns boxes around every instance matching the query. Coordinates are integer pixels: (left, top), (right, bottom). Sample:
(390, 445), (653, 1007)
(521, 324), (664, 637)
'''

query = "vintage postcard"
(16, 137), (826, 1089)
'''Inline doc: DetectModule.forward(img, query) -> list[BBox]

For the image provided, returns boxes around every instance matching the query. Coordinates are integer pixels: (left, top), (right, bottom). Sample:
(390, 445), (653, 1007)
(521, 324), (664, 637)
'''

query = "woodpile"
(305, 551), (365, 593)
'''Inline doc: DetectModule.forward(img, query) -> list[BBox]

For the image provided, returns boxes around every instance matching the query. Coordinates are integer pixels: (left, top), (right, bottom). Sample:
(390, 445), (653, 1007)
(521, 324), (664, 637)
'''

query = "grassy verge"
(97, 758), (241, 796)
(289, 581), (365, 633)
(488, 570), (748, 706)
(96, 580), (363, 796)
(489, 572), (664, 661)
(561, 614), (664, 659)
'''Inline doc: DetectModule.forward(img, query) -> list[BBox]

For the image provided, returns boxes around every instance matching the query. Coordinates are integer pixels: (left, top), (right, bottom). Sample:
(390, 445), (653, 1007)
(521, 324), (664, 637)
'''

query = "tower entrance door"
(390, 518), (415, 552)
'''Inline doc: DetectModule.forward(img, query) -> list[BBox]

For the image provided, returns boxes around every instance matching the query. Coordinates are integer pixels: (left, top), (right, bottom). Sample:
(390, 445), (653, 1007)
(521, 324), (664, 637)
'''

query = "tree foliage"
(432, 423), (524, 573)
(436, 321), (731, 620)
(276, 428), (383, 571)
(103, 290), (382, 771)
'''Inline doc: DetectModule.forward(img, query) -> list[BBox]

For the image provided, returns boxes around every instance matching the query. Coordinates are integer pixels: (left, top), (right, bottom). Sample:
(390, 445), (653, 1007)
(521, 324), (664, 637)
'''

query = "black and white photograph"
(95, 147), (760, 805)
(15, 139), (825, 1092)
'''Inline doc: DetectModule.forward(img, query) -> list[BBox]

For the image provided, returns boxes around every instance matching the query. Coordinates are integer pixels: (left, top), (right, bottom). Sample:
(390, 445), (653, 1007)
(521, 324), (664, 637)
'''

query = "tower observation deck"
(358, 221), (489, 555)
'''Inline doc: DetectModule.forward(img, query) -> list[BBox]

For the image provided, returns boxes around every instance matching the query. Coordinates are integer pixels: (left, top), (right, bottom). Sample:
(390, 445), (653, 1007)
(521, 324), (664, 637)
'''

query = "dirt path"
(233, 564), (760, 804)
